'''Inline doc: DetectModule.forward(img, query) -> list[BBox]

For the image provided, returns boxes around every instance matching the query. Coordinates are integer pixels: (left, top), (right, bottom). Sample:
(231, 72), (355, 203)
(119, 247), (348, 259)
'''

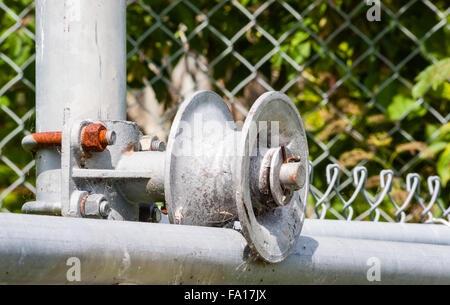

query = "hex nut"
(82, 193), (108, 219)
(81, 123), (115, 152)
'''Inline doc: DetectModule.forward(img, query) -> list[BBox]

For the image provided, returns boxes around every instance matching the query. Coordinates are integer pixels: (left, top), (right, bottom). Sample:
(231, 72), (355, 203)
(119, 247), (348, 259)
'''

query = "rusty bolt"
(22, 124), (116, 153)
(81, 123), (116, 152)
(21, 131), (62, 151)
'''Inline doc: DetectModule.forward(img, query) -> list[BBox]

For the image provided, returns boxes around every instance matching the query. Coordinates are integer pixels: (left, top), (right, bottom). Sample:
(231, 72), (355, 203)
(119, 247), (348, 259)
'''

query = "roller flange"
(235, 91), (309, 262)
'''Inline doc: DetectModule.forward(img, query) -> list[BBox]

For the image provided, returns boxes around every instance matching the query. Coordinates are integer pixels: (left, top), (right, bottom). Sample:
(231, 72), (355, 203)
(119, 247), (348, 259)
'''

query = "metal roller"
(164, 91), (309, 262)
(165, 91), (238, 226)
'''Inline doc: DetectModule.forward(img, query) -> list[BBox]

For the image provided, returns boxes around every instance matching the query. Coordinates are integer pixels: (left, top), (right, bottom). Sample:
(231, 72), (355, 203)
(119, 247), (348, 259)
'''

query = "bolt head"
(151, 139), (166, 152)
(139, 136), (166, 152)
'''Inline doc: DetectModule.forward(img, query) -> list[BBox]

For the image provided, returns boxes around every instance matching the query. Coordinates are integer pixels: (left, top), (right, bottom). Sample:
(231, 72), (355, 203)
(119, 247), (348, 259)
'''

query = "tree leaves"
(437, 144), (450, 187)
(412, 58), (450, 99)
(429, 123), (450, 187)
(387, 94), (426, 121)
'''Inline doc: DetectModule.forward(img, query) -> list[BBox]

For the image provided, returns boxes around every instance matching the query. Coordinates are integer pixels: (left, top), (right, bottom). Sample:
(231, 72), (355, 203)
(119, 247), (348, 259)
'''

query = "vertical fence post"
(34, 0), (126, 207)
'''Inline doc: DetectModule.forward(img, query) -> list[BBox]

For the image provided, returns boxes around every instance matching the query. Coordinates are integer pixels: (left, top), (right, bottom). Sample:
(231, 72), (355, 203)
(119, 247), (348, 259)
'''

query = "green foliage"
(428, 123), (450, 187)
(387, 94), (427, 121)
(413, 58), (450, 99)
(0, 0), (449, 217)
(0, 0), (36, 211)
(438, 144), (450, 187)
(125, 0), (450, 213)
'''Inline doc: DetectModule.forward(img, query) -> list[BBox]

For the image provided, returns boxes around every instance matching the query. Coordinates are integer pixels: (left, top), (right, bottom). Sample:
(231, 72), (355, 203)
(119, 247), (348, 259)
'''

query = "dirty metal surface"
(2, 213), (450, 284)
(165, 91), (238, 226)
(236, 91), (309, 263)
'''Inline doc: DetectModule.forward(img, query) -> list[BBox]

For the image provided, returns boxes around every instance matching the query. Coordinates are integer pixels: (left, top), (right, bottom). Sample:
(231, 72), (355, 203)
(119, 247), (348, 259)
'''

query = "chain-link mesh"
(0, 0), (448, 223)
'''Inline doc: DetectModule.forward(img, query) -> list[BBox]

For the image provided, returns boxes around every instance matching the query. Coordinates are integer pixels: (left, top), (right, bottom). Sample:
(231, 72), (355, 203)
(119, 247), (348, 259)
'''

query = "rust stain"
(286, 156), (300, 163)
(219, 211), (233, 217)
(289, 171), (298, 183)
(81, 123), (108, 152)
(242, 200), (250, 220)
(31, 131), (62, 146)
(98, 129), (108, 147)
(281, 145), (287, 163)
(79, 193), (89, 216)
(160, 206), (168, 215)
(25, 127), (112, 153)
(122, 142), (136, 155)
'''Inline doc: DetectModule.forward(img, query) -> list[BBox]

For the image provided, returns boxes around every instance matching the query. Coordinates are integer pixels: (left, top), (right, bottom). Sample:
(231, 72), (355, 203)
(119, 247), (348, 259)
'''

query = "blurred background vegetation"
(0, 0), (449, 221)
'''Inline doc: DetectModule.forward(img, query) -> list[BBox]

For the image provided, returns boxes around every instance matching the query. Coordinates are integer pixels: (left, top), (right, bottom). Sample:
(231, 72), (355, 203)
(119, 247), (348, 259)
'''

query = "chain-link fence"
(0, 0), (449, 223)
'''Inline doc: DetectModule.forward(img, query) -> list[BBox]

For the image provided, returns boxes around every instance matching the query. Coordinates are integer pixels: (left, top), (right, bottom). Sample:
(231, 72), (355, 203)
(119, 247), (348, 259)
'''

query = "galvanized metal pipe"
(34, 0), (126, 207)
(1, 213), (450, 284)
(161, 214), (450, 247)
(36, 0), (126, 128)
(302, 219), (450, 246)
(22, 200), (61, 215)
(116, 151), (166, 203)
